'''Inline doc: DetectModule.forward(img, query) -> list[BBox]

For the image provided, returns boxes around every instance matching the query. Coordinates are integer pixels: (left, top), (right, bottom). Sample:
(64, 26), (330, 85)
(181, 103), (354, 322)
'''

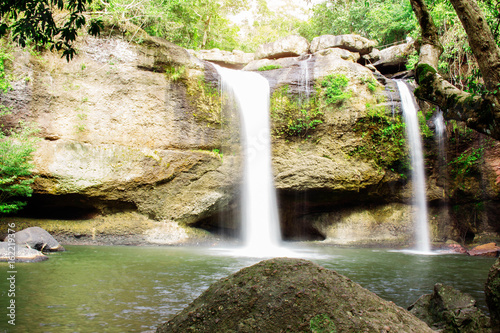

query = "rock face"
(15, 227), (65, 251)
(2, 27), (499, 245)
(485, 258), (500, 331)
(408, 283), (490, 332)
(0, 243), (48, 262)
(1, 26), (240, 226)
(255, 35), (310, 60)
(190, 49), (254, 69)
(310, 34), (377, 55)
(157, 258), (433, 333)
(373, 41), (414, 74)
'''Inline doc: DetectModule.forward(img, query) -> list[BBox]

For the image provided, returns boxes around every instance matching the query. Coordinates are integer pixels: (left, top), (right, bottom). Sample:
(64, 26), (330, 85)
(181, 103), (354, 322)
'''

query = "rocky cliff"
(1, 27), (499, 247)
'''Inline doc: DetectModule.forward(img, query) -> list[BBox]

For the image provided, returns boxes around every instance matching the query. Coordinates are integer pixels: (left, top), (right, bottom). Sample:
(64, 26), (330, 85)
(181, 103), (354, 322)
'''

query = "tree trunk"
(409, 0), (500, 140)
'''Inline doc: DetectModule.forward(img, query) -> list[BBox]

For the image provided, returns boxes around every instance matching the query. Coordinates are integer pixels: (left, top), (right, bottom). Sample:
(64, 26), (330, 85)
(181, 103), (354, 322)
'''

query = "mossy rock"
(157, 258), (433, 333)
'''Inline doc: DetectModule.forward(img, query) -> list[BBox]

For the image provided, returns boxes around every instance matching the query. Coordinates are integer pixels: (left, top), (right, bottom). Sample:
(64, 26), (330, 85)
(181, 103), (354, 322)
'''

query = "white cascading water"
(215, 65), (282, 254)
(396, 80), (432, 253)
(433, 110), (447, 170)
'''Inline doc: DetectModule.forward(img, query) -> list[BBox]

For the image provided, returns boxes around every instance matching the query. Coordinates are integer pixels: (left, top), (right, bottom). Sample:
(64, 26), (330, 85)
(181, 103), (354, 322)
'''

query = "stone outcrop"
(15, 227), (65, 251)
(0, 243), (48, 262)
(189, 49), (254, 69)
(486, 258), (500, 331)
(157, 258), (433, 333)
(2, 29), (239, 227)
(373, 41), (415, 74)
(310, 34), (377, 55)
(408, 283), (490, 332)
(255, 35), (310, 60)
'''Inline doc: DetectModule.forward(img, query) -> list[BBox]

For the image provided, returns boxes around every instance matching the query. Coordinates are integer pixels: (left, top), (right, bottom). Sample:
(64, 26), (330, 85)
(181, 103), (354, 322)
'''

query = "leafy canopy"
(0, 0), (103, 60)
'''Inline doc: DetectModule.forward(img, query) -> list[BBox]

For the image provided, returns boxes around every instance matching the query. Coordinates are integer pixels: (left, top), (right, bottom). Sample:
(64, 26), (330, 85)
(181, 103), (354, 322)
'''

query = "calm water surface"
(0, 244), (496, 332)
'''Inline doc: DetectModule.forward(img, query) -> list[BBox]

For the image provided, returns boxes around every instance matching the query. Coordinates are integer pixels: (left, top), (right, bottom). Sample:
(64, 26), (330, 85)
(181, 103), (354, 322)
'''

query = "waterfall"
(396, 80), (431, 253)
(433, 110), (447, 172)
(215, 65), (282, 253)
(299, 54), (312, 104)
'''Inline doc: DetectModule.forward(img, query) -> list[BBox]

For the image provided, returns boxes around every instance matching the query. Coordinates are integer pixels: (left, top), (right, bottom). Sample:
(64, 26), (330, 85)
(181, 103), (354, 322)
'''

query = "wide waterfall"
(215, 65), (282, 254)
(396, 80), (432, 253)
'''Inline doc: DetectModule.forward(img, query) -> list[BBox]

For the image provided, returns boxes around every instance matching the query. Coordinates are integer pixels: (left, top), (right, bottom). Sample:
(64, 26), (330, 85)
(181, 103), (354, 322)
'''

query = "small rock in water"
(408, 283), (490, 332)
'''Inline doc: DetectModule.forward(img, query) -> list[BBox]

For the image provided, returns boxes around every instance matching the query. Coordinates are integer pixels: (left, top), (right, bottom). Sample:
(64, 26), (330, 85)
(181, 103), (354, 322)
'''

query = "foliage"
(418, 109), (434, 139)
(236, 0), (306, 52)
(270, 85), (323, 139)
(448, 146), (484, 181)
(0, 41), (12, 93)
(349, 104), (408, 173)
(303, 0), (416, 45)
(165, 65), (186, 82)
(321, 74), (351, 104)
(360, 76), (378, 93)
(0, 113), (40, 214)
(95, 0), (249, 50)
(258, 64), (282, 71)
(0, 0), (103, 61)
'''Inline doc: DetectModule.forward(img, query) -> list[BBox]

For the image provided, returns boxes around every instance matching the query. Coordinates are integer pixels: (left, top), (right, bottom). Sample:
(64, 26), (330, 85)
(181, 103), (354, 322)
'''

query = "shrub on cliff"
(0, 113), (39, 214)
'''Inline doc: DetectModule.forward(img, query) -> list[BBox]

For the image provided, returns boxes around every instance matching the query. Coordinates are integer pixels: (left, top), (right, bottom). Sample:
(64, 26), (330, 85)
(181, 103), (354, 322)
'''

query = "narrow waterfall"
(433, 110), (447, 172)
(299, 54), (312, 103)
(396, 80), (431, 253)
(215, 65), (282, 253)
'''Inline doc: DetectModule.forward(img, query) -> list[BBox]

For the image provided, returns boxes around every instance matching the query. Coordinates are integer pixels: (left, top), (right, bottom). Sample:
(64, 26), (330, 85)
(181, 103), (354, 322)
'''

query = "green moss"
(310, 314), (337, 333)
(348, 104), (408, 173)
(164, 65), (186, 82)
(270, 85), (323, 139)
(416, 63), (437, 85)
(258, 64), (282, 71)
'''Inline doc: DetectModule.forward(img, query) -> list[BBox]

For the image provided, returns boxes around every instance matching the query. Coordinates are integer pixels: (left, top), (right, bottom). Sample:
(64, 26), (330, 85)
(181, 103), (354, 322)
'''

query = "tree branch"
(409, 0), (500, 140)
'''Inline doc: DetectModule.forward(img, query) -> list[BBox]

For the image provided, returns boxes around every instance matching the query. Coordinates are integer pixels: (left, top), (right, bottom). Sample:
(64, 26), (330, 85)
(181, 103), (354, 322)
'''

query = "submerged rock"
(157, 258), (433, 333)
(408, 283), (490, 332)
(0, 243), (48, 262)
(15, 227), (65, 252)
(486, 258), (500, 331)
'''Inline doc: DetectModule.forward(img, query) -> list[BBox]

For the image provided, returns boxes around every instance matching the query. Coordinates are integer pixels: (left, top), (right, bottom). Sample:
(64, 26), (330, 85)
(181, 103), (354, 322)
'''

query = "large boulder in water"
(408, 283), (490, 332)
(156, 258), (433, 333)
(486, 258), (500, 331)
(15, 227), (65, 252)
(255, 35), (310, 60)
